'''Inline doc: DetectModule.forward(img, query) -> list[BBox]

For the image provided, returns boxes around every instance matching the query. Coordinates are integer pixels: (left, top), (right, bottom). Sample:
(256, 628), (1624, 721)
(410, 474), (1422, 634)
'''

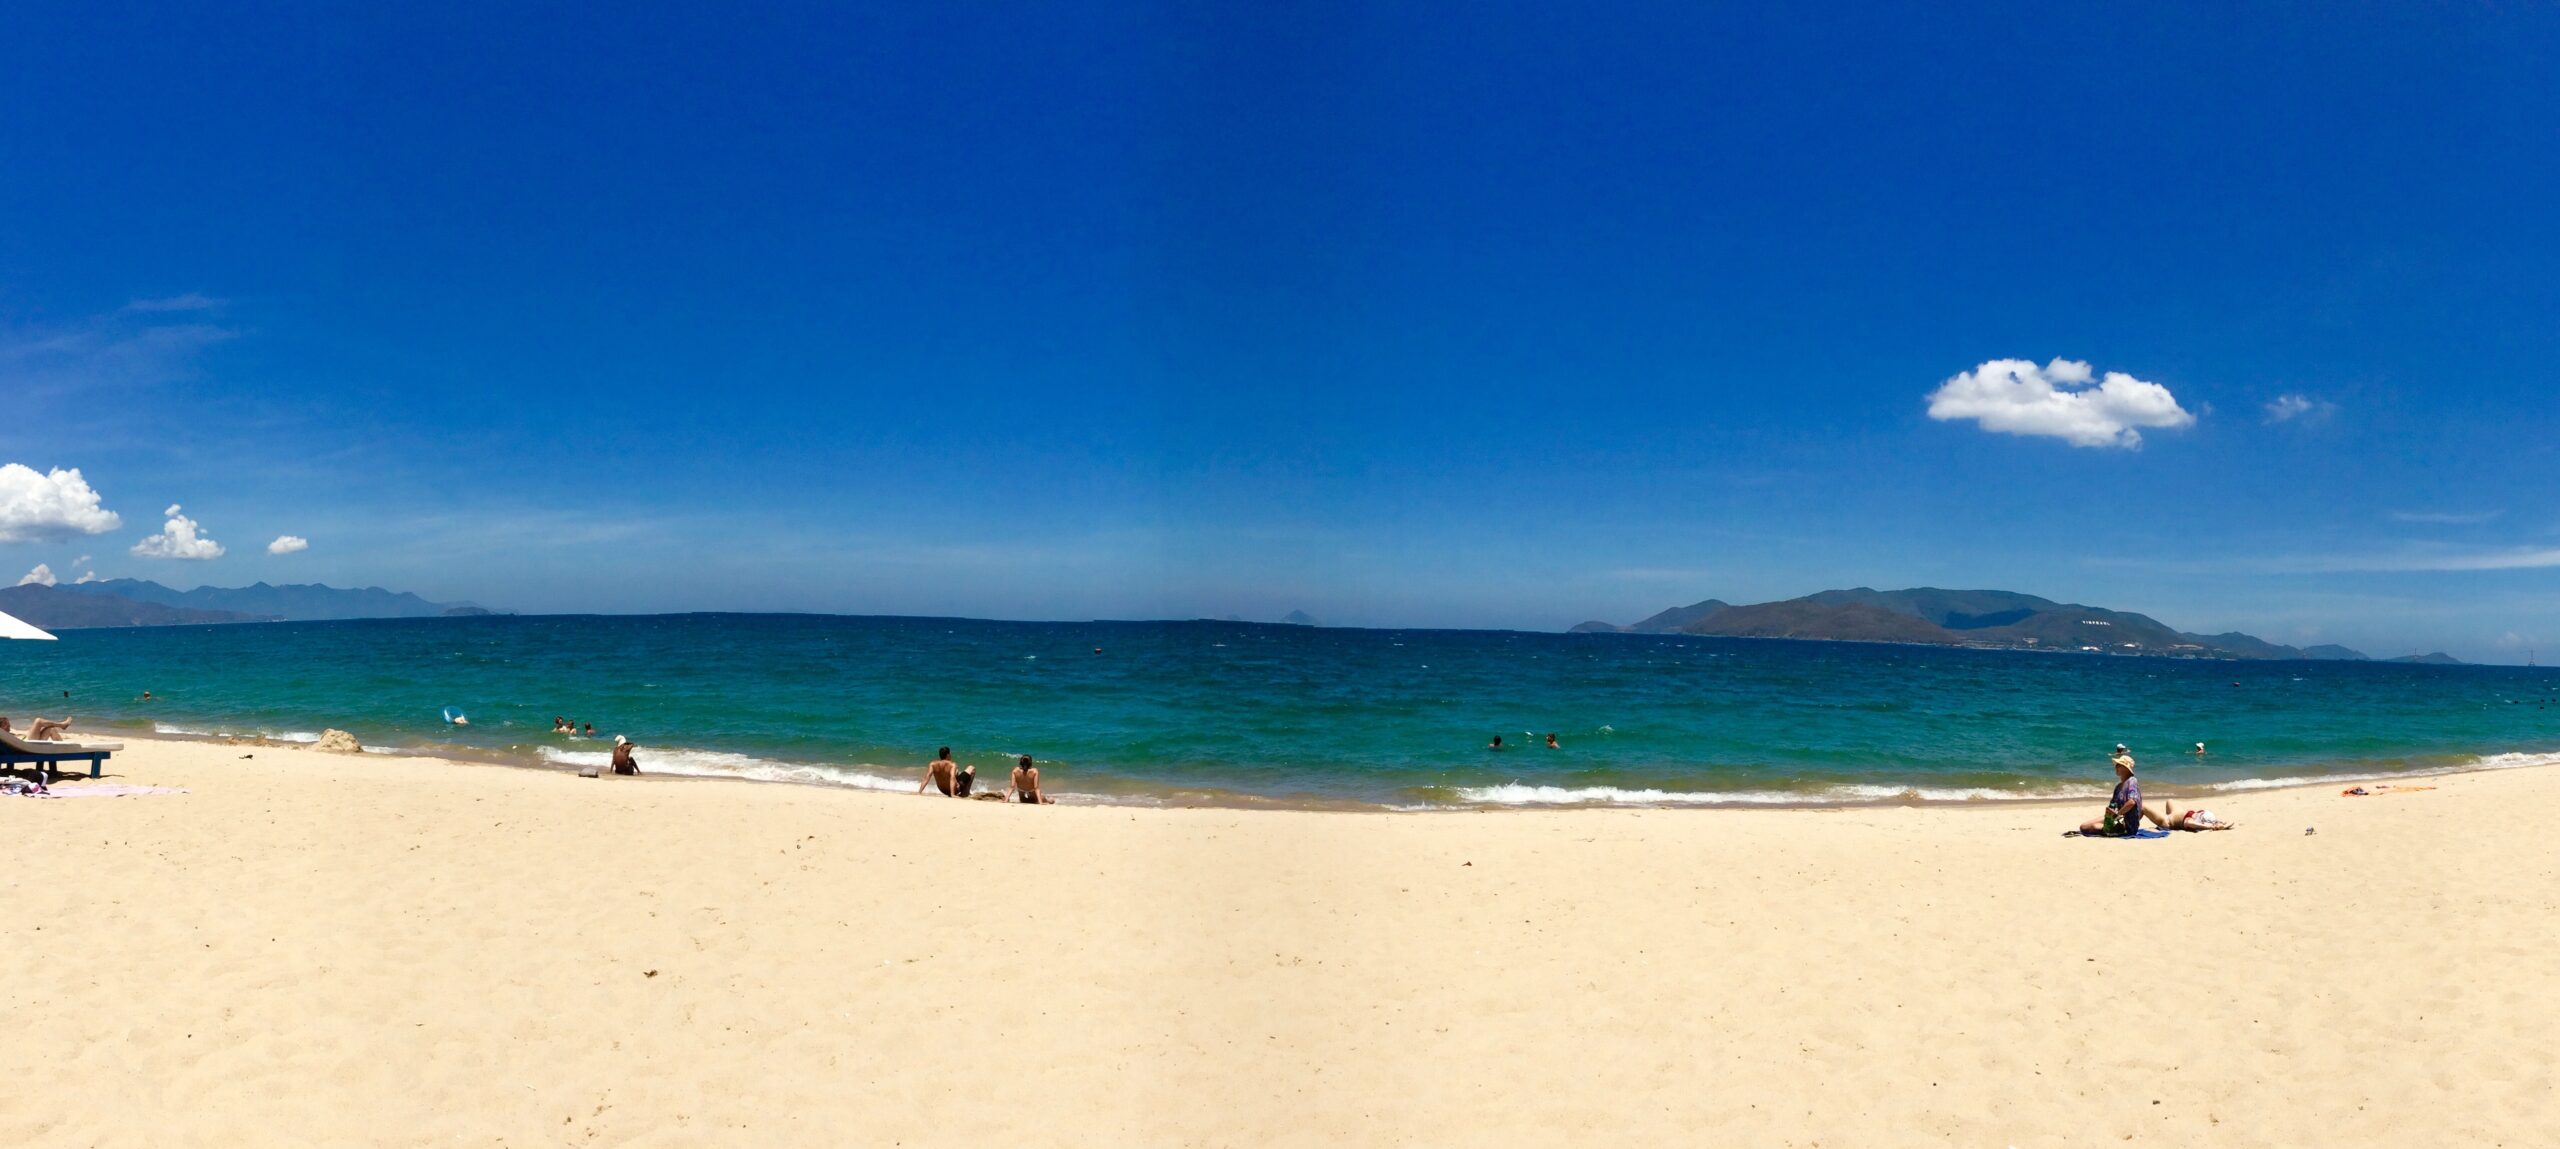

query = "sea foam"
(537, 745), (913, 792)
(1451, 781), (2101, 807)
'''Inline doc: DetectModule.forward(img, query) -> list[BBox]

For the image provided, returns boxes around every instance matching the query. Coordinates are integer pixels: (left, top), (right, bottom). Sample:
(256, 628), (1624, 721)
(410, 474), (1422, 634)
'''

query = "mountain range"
(1573, 587), (2464, 663)
(0, 579), (490, 630)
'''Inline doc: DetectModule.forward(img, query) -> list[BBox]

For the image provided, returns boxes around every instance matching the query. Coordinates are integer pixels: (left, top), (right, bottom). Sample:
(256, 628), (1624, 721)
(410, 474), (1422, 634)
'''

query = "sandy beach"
(2, 735), (2554, 1146)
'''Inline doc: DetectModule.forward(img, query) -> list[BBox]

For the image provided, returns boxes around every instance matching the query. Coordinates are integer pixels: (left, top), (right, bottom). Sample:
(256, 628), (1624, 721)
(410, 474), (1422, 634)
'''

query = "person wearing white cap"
(609, 735), (641, 776)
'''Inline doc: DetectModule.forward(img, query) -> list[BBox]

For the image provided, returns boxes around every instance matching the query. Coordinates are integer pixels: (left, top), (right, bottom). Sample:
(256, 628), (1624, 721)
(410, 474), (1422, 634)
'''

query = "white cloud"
(2389, 510), (2501, 525)
(17, 563), (55, 587)
(1925, 358), (2195, 448)
(122, 292), (223, 313)
(131, 503), (225, 560)
(73, 570), (99, 584)
(268, 535), (309, 555)
(2303, 547), (2560, 573)
(0, 464), (124, 542)
(2263, 393), (2336, 424)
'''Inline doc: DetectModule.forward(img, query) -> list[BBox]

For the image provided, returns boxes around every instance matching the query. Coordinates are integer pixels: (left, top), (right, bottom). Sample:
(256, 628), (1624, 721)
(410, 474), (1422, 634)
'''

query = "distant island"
(1573, 587), (2464, 663)
(0, 579), (496, 630)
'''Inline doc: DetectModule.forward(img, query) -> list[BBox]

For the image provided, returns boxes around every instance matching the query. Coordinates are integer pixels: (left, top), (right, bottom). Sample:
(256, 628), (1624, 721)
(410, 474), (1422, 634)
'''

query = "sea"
(4, 614), (2556, 808)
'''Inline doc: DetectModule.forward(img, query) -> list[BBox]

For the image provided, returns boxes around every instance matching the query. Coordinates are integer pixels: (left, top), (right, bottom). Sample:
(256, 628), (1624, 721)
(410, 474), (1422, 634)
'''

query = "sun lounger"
(0, 731), (123, 782)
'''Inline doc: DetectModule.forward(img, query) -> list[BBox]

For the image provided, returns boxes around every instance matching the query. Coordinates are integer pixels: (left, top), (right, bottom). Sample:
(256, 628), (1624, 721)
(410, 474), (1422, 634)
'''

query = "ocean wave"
(536, 745), (914, 791)
(2207, 772), (2405, 792)
(1449, 781), (2101, 807)
(2466, 750), (2560, 771)
(152, 722), (321, 743)
(2207, 749), (2560, 792)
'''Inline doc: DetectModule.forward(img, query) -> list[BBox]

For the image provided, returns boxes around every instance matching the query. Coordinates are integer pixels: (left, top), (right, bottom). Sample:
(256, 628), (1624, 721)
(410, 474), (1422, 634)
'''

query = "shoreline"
(99, 722), (2557, 814)
(8, 733), (2558, 1144)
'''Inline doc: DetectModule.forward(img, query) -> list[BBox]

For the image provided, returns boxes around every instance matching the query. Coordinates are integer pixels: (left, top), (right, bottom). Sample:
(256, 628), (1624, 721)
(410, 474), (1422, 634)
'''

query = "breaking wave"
(536, 745), (913, 792)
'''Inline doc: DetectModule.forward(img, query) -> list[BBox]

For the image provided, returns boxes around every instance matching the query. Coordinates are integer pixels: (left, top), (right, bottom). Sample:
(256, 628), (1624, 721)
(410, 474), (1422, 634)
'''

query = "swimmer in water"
(1488, 734), (1505, 751)
(1545, 733), (1560, 749)
(2194, 742), (2207, 756)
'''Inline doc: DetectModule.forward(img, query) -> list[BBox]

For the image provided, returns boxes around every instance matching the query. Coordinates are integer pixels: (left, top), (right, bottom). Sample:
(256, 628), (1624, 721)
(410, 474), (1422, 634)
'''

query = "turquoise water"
(5, 614), (2557, 806)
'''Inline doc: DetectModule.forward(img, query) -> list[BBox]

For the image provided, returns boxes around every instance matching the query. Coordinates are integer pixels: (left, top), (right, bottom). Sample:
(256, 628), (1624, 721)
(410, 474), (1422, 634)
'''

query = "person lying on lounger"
(27, 716), (73, 741)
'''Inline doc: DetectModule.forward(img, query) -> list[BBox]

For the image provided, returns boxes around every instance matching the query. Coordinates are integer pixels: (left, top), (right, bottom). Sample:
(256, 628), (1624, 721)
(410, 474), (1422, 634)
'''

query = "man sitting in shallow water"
(919, 747), (959, 796)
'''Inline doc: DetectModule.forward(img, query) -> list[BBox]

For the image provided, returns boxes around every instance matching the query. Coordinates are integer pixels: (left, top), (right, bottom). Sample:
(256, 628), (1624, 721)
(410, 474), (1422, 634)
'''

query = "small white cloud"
(122, 292), (223, 313)
(2497, 632), (2533, 649)
(2389, 510), (2501, 525)
(1925, 358), (2195, 448)
(131, 503), (225, 560)
(17, 563), (56, 587)
(0, 464), (124, 542)
(2335, 547), (2560, 572)
(73, 570), (99, 584)
(267, 535), (309, 555)
(2263, 393), (2336, 424)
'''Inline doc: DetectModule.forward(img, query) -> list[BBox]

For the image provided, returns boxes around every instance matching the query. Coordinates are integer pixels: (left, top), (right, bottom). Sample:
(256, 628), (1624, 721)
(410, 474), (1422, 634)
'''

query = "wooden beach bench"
(0, 731), (123, 782)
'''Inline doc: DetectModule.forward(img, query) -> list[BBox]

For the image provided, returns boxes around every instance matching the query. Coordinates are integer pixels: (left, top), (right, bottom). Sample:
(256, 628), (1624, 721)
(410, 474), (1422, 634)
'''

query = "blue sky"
(2, 3), (2556, 659)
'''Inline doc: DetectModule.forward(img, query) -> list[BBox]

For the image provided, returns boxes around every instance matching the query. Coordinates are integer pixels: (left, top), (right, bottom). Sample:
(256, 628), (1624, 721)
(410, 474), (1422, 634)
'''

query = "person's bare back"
(920, 747), (958, 796)
(1006, 754), (1053, 804)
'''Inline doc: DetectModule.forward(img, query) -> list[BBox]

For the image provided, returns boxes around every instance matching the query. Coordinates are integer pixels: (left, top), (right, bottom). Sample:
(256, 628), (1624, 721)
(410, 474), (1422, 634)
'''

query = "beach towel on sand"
(2066, 828), (2170, 840)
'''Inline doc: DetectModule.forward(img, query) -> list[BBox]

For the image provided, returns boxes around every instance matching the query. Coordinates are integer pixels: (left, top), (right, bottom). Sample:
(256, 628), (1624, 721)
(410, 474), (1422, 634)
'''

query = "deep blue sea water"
(4, 614), (2557, 807)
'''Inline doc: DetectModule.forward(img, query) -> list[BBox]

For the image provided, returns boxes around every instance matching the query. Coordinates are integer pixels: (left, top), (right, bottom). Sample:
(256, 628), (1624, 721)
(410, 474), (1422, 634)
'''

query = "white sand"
(3, 735), (2555, 1145)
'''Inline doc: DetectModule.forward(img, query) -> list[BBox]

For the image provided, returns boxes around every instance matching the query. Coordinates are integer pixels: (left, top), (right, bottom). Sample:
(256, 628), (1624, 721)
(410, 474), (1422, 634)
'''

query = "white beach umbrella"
(0, 608), (57, 641)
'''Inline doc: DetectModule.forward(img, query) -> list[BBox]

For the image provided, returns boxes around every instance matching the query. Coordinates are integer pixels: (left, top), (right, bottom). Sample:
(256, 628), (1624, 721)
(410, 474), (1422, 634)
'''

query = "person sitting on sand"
(953, 763), (976, 798)
(920, 747), (958, 796)
(1006, 754), (1054, 804)
(27, 716), (73, 741)
(610, 736), (641, 776)
(2078, 745), (2158, 836)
